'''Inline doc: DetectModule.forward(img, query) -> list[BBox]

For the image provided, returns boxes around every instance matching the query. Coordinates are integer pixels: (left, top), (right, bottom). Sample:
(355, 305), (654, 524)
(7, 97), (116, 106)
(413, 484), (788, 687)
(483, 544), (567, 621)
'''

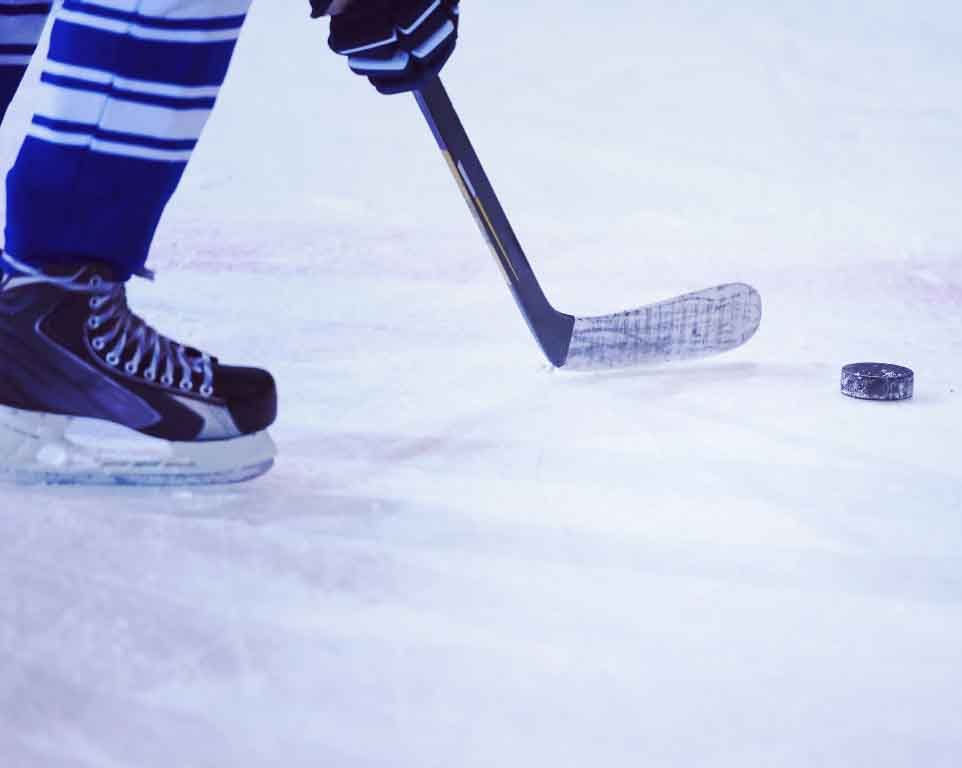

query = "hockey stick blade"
(415, 76), (762, 371)
(564, 282), (762, 371)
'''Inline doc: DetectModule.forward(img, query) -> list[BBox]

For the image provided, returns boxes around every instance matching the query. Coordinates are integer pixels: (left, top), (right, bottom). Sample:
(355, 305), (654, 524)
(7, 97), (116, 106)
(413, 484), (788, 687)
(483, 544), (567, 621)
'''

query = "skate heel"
(0, 405), (78, 478)
(0, 404), (276, 486)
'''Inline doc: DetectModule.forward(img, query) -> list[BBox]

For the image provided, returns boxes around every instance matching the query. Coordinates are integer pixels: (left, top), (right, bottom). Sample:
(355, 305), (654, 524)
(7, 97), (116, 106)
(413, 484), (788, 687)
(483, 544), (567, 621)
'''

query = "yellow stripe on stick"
(442, 151), (519, 284)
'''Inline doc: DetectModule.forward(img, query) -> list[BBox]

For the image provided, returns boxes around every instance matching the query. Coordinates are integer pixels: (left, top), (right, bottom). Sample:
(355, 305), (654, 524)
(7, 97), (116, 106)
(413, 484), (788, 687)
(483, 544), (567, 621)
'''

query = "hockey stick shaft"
(414, 76), (575, 367)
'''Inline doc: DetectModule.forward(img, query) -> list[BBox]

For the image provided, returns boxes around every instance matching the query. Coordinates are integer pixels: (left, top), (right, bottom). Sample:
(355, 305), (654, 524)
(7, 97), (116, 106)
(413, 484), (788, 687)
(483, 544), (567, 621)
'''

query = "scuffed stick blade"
(563, 283), (762, 371)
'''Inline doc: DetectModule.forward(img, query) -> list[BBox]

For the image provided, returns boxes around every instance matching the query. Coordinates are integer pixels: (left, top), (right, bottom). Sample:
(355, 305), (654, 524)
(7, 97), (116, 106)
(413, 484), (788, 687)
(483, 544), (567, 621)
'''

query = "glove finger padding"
(309, 0), (333, 19)
(367, 33), (455, 95)
(329, 0), (460, 95)
(328, 0), (395, 55)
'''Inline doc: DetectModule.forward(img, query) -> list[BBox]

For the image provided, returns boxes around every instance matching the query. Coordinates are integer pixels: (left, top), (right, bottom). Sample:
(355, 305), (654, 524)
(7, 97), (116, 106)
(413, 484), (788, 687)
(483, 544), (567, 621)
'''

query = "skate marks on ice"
(0, 472), (498, 768)
(0, 405), (275, 487)
(2, 407), (962, 766)
(0, 474), (436, 766)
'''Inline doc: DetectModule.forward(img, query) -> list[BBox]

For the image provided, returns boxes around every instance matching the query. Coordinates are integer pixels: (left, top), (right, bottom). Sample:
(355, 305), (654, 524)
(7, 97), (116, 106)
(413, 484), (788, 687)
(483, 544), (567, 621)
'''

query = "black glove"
(309, 0), (333, 18)
(327, 0), (460, 95)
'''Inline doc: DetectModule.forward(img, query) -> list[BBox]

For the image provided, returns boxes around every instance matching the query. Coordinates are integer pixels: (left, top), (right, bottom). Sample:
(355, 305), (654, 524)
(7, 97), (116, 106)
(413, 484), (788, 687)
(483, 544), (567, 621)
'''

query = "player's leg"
(0, 1), (52, 124)
(5, 0), (254, 277)
(0, 0), (277, 486)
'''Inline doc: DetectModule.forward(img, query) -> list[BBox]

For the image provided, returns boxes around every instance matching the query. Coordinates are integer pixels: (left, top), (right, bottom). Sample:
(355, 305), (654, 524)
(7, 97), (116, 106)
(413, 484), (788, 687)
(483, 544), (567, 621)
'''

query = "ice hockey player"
(0, 0), (460, 485)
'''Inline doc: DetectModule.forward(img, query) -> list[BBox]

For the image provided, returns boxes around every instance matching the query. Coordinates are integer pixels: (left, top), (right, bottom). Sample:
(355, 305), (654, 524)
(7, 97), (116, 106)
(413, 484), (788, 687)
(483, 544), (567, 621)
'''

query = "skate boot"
(0, 259), (277, 485)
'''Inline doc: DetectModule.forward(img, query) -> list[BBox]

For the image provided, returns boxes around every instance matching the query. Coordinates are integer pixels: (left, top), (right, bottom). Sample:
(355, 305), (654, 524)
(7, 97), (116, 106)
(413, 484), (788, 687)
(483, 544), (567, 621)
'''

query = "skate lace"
(0, 257), (215, 399)
(84, 273), (215, 398)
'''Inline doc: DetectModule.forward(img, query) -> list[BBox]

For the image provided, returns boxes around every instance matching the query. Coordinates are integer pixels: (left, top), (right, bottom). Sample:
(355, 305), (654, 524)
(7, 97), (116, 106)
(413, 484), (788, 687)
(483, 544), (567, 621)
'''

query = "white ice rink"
(2, 2), (961, 765)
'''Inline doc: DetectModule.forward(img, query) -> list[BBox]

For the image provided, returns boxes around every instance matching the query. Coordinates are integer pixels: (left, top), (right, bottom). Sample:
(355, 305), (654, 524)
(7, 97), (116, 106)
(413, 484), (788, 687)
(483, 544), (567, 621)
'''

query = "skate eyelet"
(124, 361), (138, 375)
(144, 369), (156, 382)
(161, 374), (173, 386)
(87, 317), (101, 330)
(106, 352), (120, 366)
(89, 275), (103, 288)
(92, 337), (106, 351)
(199, 384), (214, 398)
(179, 380), (193, 392)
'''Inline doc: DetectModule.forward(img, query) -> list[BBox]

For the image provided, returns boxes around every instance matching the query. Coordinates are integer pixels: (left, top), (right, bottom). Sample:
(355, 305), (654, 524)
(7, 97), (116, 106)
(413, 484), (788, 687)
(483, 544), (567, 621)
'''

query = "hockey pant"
(0, 0), (252, 279)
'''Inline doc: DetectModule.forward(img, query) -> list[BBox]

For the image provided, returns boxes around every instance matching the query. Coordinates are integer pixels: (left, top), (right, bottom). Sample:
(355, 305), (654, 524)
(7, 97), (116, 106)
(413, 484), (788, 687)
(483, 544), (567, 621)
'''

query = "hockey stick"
(413, 75), (762, 370)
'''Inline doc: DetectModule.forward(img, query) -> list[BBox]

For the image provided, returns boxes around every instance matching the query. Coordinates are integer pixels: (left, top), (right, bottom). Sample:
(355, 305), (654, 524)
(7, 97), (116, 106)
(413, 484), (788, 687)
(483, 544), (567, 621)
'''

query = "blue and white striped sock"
(0, 1), (52, 123)
(5, 0), (252, 279)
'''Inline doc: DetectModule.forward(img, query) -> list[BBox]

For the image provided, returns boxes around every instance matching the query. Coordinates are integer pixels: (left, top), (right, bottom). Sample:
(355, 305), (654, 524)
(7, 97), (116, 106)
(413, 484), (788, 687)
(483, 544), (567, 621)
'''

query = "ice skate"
(0, 259), (277, 485)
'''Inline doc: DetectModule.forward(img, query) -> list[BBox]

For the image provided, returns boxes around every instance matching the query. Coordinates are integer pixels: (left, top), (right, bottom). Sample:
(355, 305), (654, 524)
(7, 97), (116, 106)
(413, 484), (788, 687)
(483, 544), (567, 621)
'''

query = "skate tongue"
(69, 263), (122, 283)
(0, 259), (121, 283)
(2, 255), (122, 288)
(31, 262), (124, 284)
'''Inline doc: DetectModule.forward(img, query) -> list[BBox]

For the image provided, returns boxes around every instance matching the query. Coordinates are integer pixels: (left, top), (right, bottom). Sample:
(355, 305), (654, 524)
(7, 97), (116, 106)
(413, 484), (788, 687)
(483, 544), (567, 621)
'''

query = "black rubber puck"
(841, 363), (914, 401)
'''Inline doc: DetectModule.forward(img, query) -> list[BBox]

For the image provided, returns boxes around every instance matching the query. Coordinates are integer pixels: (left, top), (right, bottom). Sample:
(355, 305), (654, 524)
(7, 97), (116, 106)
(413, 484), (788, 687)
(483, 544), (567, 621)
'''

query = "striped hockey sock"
(4, 0), (252, 278)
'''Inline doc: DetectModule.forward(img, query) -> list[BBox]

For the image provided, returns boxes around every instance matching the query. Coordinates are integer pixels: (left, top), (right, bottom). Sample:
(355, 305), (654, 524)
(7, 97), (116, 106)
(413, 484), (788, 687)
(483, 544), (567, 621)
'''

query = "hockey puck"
(841, 363), (914, 401)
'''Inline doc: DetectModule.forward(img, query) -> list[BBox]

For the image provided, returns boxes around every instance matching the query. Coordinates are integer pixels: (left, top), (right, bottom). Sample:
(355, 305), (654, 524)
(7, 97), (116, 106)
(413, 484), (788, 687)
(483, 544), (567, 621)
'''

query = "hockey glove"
(309, 0), (353, 17)
(327, 0), (460, 95)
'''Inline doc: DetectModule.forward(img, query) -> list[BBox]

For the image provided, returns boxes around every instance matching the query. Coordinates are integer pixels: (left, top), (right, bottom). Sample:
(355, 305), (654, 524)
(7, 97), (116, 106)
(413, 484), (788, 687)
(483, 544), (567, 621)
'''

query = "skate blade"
(0, 405), (276, 487)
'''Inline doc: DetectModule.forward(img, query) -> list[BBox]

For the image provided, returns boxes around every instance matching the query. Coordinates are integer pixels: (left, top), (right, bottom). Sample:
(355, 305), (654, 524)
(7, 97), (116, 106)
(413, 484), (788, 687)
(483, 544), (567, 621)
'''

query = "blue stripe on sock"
(50, 21), (240, 86)
(6, 139), (187, 279)
(40, 72), (218, 110)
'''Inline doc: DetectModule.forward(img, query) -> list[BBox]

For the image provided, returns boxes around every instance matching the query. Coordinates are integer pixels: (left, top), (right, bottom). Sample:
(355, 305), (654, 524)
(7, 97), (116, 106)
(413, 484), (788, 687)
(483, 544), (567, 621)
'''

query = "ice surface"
(1, 2), (961, 766)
